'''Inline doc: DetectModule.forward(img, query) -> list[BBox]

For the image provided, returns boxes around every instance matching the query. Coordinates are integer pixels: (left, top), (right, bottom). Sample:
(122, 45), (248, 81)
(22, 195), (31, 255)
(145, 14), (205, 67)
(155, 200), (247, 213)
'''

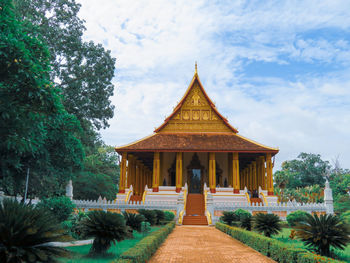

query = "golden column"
(266, 153), (274, 195)
(152, 152), (160, 192)
(135, 160), (140, 195)
(175, 152), (183, 193)
(232, 152), (240, 193)
(252, 161), (257, 191)
(127, 155), (133, 188)
(209, 152), (216, 193)
(258, 156), (266, 190)
(118, 152), (127, 193)
(249, 164), (253, 190)
(140, 164), (144, 194)
(228, 153), (233, 187)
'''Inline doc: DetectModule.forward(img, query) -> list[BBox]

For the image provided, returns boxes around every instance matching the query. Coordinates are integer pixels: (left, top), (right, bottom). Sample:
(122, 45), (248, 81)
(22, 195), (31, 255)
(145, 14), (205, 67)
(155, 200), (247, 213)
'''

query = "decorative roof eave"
(116, 149), (279, 154)
(114, 133), (279, 155)
(153, 73), (238, 133)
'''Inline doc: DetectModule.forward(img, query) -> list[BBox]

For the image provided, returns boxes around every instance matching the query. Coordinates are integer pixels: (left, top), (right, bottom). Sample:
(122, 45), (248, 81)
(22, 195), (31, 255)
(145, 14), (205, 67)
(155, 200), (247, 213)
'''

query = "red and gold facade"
(115, 67), (278, 196)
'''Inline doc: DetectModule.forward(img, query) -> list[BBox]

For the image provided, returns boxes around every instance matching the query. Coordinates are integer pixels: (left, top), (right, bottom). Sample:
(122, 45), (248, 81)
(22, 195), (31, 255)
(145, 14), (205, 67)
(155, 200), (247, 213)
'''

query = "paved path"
(149, 226), (275, 263)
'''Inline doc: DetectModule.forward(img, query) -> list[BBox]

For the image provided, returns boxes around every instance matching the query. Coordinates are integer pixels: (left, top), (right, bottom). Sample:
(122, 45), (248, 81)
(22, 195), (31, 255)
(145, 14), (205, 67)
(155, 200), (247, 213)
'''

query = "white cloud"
(77, 0), (350, 169)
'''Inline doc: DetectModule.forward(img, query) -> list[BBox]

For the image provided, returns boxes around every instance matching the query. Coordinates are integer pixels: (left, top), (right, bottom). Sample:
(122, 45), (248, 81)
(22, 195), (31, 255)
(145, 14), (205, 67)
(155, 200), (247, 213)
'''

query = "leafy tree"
(14, 0), (116, 130)
(36, 196), (75, 222)
(294, 213), (350, 257)
(0, 199), (68, 262)
(253, 213), (281, 237)
(81, 210), (127, 256)
(0, 0), (84, 198)
(275, 153), (330, 189)
(73, 145), (119, 200)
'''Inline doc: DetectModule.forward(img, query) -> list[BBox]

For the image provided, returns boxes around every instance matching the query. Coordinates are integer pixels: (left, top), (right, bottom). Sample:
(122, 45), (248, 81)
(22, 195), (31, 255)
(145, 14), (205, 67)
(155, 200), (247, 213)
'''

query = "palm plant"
(294, 213), (350, 257)
(123, 211), (145, 232)
(81, 210), (127, 255)
(240, 214), (252, 231)
(137, 209), (157, 225)
(0, 199), (68, 262)
(253, 213), (281, 237)
(220, 211), (239, 226)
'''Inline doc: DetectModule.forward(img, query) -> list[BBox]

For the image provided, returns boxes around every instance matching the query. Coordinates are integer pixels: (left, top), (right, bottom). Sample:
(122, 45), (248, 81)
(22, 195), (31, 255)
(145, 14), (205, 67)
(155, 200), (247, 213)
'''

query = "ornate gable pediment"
(155, 73), (237, 134)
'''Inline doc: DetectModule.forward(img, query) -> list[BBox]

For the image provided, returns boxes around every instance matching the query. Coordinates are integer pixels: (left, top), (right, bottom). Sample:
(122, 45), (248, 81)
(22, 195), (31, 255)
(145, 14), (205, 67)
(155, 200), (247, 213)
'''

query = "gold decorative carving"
(158, 80), (233, 133)
(182, 110), (190, 120)
(202, 110), (210, 120)
(174, 112), (181, 120)
(192, 110), (200, 120)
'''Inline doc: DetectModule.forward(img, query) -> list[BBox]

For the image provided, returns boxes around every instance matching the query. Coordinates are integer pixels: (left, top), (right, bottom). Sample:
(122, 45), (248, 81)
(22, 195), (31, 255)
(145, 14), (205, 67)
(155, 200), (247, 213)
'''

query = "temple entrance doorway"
(190, 169), (201, 193)
(187, 153), (205, 194)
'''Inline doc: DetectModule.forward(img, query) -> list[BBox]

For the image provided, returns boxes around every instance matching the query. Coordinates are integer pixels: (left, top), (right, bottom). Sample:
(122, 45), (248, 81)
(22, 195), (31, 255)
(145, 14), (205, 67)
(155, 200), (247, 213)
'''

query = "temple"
(115, 64), (279, 225)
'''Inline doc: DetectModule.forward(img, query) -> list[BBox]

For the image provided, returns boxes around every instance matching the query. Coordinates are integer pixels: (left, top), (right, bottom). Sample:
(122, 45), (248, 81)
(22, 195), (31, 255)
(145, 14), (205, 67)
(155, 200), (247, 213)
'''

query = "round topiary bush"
(164, 211), (175, 222)
(286, 210), (309, 227)
(138, 209), (157, 225)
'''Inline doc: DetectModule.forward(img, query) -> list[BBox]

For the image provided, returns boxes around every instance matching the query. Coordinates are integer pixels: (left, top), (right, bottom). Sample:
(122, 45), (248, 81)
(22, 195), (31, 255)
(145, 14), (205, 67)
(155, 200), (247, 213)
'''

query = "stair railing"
(142, 185), (148, 204)
(125, 185), (133, 203)
(204, 183), (213, 225)
(178, 183), (188, 224)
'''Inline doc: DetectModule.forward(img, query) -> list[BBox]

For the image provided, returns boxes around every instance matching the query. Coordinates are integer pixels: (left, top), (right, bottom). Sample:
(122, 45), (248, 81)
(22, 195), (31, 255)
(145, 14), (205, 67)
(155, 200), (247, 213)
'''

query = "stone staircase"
(183, 194), (208, 225)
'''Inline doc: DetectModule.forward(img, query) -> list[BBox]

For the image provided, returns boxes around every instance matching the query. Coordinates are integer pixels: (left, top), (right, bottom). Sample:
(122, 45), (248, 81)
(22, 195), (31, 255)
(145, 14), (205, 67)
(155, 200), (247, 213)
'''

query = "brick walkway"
(149, 226), (276, 263)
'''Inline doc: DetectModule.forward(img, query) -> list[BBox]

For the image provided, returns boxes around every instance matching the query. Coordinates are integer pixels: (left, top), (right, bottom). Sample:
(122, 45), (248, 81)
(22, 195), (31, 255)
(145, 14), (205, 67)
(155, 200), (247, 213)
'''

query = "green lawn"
(59, 226), (161, 263)
(272, 227), (350, 262)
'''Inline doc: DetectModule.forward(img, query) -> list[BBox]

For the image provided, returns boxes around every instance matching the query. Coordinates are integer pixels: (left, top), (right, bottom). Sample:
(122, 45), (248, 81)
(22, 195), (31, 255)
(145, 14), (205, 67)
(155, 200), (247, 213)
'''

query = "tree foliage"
(36, 196), (75, 222)
(0, 0), (84, 198)
(14, 0), (116, 130)
(276, 153), (330, 189)
(73, 145), (119, 200)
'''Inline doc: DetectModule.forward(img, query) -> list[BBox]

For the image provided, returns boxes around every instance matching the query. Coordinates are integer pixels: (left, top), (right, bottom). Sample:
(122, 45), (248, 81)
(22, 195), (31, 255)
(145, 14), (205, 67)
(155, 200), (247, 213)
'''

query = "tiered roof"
(115, 66), (278, 155)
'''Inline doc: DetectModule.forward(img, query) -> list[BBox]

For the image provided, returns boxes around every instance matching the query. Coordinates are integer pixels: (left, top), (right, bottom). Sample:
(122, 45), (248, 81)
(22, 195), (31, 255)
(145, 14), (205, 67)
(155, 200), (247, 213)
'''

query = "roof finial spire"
(195, 61), (198, 76)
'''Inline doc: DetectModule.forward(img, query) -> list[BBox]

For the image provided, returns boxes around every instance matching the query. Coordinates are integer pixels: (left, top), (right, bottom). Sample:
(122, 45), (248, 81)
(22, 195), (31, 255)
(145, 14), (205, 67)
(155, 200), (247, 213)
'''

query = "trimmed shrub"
(36, 196), (75, 222)
(140, 221), (151, 236)
(286, 210), (309, 226)
(154, 210), (165, 225)
(216, 222), (345, 263)
(138, 209), (157, 225)
(115, 222), (175, 263)
(234, 209), (251, 220)
(164, 211), (175, 222)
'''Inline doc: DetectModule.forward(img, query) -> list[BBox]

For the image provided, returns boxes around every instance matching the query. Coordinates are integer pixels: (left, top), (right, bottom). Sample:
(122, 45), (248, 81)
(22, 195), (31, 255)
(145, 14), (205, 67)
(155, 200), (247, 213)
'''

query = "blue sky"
(77, 0), (350, 169)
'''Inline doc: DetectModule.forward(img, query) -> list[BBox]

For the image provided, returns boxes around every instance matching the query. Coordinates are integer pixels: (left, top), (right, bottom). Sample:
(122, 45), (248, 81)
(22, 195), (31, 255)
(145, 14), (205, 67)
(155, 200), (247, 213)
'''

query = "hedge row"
(114, 221), (176, 263)
(216, 222), (345, 263)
